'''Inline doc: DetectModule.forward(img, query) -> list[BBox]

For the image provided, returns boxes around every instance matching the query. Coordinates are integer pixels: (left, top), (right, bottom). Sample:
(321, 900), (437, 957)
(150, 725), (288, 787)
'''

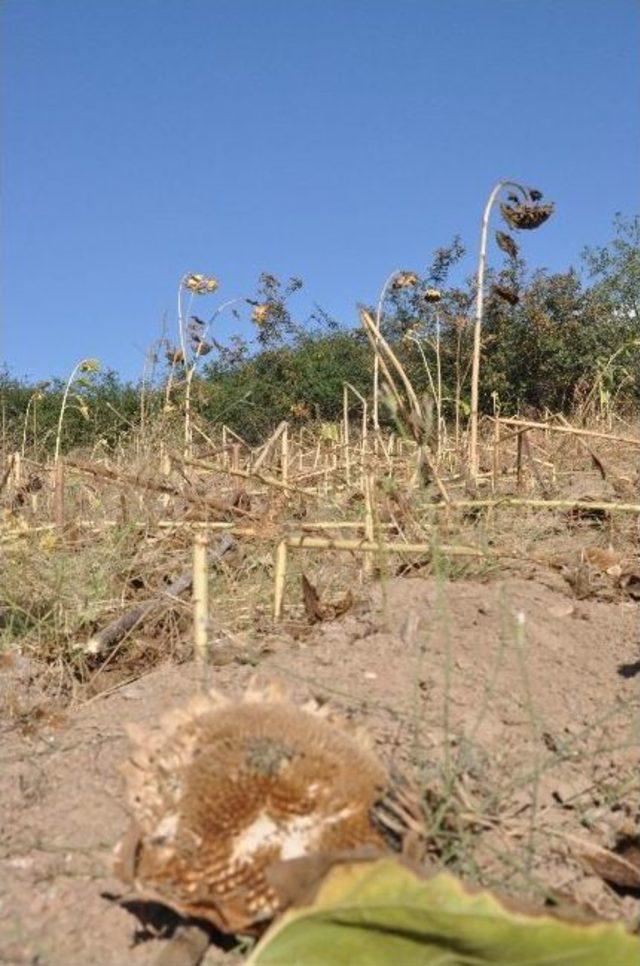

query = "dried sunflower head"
(260, 273), (279, 288)
(391, 271), (419, 290)
(79, 358), (100, 374)
(165, 347), (185, 365)
(184, 273), (219, 294)
(251, 303), (272, 326)
(500, 202), (554, 231)
(115, 681), (425, 935)
(194, 340), (213, 357)
(422, 288), (442, 303)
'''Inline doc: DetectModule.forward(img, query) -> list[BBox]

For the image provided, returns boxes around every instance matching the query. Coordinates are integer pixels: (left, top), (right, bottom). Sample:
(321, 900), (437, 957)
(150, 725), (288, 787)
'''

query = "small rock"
(6, 856), (33, 870)
(549, 602), (575, 619)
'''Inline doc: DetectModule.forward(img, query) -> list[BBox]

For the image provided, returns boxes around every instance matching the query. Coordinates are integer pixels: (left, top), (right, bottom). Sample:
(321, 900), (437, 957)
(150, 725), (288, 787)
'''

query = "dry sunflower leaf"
(582, 547), (623, 577)
(301, 573), (323, 622)
(495, 230), (519, 259)
(567, 834), (640, 891)
(301, 574), (353, 623)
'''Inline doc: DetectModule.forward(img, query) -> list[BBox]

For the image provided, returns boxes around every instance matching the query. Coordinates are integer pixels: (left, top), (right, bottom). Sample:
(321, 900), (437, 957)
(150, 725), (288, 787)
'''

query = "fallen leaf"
(301, 574), (323, 622)
(587, 449), (607, 480)
(567, 834), (640, 891)
(495, 230), (519, 259)
(582, 547), (622, 576)
(566, 501), (610, 527)
(301, 575), (353, 623)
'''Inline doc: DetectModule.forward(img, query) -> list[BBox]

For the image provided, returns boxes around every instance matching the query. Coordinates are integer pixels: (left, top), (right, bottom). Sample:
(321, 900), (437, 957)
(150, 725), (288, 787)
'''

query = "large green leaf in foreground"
(249, 858), (639, 965)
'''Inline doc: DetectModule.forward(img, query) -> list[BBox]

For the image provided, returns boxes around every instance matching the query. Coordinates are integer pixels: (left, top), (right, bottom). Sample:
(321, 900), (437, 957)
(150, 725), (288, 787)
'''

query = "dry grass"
(1, 409), (638, 684)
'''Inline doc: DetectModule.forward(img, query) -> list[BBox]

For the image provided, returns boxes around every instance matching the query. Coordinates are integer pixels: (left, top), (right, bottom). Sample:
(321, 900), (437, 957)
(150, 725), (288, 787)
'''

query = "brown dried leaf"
(371, 772), (427, 861)
(495, 231), (519, 259)
(232, 489), (252, 512)
(566, 501), (609, 526)
(396, 558), (431, 577)
(582, 547), (623, 577)
(301, 575), (353, 623)
(587, 448), (607, 480)
(301, 574), (323, 622)
(332, 590), (354, 619)
(570, 835), (640, 891)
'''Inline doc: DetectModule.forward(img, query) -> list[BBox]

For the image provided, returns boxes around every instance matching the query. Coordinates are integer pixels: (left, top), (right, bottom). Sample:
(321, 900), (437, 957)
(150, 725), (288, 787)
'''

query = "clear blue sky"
(3, 0), (638, 382)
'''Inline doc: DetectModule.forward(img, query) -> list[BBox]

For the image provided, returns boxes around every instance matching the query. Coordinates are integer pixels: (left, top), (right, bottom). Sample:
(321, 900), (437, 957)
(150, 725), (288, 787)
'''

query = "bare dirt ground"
(1, 570), (639, 964)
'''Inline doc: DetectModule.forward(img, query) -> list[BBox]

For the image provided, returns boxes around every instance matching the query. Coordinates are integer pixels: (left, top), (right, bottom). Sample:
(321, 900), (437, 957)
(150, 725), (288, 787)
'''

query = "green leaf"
(319, 422), (340, 442)
(249, 858), (639, 966)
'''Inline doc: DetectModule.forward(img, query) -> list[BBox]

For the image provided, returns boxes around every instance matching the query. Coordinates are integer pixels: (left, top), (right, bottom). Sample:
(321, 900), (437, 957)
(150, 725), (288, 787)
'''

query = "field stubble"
(1, 412), (639, 963)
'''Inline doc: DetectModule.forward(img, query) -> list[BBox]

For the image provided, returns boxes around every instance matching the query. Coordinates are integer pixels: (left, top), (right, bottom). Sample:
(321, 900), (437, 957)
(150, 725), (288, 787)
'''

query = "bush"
(2, 216), (637, 455)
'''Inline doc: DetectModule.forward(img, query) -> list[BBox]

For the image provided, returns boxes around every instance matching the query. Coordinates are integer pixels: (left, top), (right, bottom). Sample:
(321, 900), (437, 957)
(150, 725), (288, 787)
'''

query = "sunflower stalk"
(469, 181), (554, 480)
(361, 309), (449, 501)
(54, 358), (100, 463)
